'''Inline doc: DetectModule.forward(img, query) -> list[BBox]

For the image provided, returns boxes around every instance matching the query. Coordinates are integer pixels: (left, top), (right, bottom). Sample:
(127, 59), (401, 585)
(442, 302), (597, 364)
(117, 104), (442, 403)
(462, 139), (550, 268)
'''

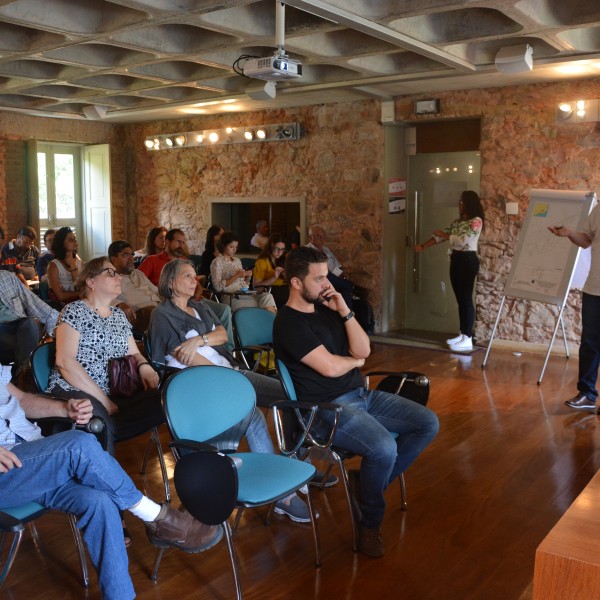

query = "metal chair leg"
(399, 473), (408, 511)
(0, 530), (23, 588)
(150, 547), (167, 582)
(141, 427), (171, 503)
(68, 515), (89, 588)
(223, 522), (243, 600)
(337, 458), (358, 552)
(305, 487), (321, 567)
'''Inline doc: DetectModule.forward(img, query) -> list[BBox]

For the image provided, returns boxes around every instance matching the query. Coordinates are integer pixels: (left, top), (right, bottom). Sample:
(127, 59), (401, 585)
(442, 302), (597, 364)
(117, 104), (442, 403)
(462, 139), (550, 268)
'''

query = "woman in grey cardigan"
(147, 258), (313, 523)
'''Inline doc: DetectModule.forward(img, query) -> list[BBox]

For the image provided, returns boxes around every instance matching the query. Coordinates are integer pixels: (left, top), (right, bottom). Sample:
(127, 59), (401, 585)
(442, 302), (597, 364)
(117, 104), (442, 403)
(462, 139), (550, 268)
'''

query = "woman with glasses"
(46, 257), (164, 547)
(47, 226), (84, 304)
(253, 233), (290, 308)
(47, 257), (163, 454)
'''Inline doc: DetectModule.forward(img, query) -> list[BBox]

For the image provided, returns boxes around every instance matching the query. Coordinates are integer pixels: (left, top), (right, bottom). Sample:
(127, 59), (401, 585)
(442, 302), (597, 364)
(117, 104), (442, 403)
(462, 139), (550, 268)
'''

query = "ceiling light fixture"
(144, 122), (305, 151)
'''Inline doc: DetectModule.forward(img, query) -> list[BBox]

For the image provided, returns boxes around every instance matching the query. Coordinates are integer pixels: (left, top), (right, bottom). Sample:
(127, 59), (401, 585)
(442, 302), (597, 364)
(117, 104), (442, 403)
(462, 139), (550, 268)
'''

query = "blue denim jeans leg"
(0, 430), (142, 600)
(322, 387), (439, 529)
(578, 292), (600, 401)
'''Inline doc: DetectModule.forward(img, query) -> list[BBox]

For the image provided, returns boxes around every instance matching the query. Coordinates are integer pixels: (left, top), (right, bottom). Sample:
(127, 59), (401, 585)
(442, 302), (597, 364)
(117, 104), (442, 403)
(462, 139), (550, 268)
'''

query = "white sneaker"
(449, 336), (473, 351)
(446, 334), (463, 345)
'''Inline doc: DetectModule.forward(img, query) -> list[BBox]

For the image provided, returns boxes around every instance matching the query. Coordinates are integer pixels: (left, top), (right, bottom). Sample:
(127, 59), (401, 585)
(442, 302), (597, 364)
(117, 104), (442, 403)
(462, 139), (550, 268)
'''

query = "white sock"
(128, 496), (161, 522)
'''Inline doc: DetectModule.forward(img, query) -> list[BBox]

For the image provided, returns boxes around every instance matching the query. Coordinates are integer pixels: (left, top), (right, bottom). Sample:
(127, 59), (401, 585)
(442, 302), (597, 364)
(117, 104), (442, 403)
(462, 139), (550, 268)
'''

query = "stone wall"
(396, 80), (600, 345)
(123, 100), (385, 314)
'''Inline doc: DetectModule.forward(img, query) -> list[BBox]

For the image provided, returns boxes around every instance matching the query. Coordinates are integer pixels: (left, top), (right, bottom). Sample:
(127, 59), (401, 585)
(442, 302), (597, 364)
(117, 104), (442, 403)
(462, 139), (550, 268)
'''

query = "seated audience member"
(211, 231), (277, 314)
(250, 219), (269, 250)
(253, 234), (289, 308)
(47, 227), (84, 304)
(46, 257), (164, 458)
(135, 225), (167, 261)
(200, 224), (224, 280)
(138, 228), (186, 286)
(35, 229), (56, 280)
(108, 240), (234, 350)
(273, 246), (439, 557)
(0, 270), (58, 377)
(148, 258), (313, 522)
(0, 370), (221, 600)
(0, 226), (40, 285)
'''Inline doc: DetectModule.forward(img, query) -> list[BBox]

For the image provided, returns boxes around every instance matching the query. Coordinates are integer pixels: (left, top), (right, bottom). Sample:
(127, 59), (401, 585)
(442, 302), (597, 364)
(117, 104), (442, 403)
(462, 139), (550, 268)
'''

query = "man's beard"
(300, 286), (329, 305)
(171, 248), (184, 257)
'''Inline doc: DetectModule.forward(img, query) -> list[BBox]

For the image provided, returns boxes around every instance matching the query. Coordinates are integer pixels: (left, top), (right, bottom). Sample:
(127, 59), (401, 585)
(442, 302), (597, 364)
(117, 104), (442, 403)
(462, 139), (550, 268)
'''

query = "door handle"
(412, 191), (421, 293)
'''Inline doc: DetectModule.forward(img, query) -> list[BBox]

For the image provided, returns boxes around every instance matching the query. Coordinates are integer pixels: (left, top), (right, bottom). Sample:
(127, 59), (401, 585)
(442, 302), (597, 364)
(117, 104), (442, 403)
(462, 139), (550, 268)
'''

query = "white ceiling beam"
(283, 0), (476, 72)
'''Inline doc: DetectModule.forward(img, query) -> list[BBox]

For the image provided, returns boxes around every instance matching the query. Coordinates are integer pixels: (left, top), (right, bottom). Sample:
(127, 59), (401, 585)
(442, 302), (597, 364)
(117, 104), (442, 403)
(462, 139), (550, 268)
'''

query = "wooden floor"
(3, 343), (600, 600)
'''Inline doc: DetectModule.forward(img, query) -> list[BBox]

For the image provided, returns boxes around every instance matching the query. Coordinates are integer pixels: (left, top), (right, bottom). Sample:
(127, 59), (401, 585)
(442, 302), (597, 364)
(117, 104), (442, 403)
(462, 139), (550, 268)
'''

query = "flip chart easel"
(482, 189), (596, 384)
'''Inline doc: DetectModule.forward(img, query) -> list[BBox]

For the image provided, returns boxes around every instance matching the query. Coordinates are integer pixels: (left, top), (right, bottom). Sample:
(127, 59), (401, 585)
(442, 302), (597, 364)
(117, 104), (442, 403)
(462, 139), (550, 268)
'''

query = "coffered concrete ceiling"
(0, 0), (599, 123)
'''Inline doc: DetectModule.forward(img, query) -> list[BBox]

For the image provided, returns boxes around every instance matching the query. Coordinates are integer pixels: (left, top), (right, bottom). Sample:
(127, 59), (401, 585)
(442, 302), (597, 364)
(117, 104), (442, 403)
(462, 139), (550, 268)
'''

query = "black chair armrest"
(169, 439), (219, 454)
(0, 511), (25, 533)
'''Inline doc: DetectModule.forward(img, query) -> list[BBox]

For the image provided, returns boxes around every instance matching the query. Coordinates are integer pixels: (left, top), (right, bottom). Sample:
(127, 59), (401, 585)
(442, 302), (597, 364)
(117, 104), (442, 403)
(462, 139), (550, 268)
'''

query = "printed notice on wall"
(388, 178), (406, 214)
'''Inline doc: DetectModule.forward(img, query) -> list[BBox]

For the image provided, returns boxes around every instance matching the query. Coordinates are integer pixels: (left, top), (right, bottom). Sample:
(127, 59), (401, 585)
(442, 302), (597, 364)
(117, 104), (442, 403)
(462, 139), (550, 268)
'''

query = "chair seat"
(1, 502), (47, 523)
(232, 452), (315, 505)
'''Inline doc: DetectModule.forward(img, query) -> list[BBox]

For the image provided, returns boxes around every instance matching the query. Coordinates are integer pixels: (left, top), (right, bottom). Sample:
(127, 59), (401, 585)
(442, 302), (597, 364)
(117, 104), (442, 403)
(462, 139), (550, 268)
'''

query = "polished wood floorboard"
(2, 344), (599, 600)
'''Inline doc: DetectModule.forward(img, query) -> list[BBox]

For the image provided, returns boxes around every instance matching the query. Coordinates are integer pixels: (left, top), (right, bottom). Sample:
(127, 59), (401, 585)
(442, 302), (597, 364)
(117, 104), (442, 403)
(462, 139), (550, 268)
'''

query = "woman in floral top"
(414, 190), (485, 351)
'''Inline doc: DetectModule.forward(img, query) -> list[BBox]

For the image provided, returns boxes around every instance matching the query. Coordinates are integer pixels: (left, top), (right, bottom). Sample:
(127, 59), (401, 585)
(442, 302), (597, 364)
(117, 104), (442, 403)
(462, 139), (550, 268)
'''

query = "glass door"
(404, 151), (481, 336)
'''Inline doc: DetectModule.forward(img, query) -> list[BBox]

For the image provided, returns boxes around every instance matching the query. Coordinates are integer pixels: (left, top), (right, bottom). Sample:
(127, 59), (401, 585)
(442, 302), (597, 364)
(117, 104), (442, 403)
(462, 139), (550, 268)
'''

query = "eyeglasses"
(273, 246), (285, 252)
(99, 267), (118, 278)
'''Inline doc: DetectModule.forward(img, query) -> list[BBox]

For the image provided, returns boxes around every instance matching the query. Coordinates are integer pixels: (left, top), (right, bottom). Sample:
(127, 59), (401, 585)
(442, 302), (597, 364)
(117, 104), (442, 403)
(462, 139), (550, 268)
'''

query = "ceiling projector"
(243, 55), (302, 81)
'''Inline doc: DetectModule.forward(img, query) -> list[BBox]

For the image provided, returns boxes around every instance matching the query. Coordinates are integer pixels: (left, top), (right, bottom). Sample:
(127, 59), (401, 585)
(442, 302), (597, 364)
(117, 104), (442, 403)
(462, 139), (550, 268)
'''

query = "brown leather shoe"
(145, 504), (222, 553)
(358, 525), (385, 558)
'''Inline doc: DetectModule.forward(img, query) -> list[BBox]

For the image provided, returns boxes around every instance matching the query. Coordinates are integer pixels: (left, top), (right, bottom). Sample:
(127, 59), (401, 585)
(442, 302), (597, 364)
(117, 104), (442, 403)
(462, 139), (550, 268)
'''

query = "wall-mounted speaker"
(495, 44), (533, 74)
(246, 80), (277, 100)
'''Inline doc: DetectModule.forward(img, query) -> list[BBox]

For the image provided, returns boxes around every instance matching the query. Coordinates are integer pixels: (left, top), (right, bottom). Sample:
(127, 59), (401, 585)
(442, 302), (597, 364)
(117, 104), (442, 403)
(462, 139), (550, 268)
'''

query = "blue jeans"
(578, 292), (600, 401)
(321, 387), (439, 529)
(0, 430), (142, 600)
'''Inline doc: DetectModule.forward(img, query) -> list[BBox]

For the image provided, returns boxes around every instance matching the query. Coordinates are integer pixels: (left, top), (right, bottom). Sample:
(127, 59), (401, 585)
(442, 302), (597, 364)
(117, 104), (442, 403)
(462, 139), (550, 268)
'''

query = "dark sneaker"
(309, 470), (339, 488)
(145, 504), (222, 553)
(565, 393), (596, 411)
(358, 525), (385, 558)
(274, 494), (318, 523)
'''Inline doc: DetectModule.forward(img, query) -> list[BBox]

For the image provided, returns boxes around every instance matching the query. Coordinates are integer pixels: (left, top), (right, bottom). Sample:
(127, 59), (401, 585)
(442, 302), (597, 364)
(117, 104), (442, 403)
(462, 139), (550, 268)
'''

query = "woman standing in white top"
(415, 190), (485, 351)
(47, 226), (84, 304)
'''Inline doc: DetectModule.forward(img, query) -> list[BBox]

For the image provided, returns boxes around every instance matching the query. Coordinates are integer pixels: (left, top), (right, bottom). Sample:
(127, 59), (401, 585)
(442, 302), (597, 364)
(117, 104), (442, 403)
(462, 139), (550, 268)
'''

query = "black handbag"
(108, 355), (143, 397)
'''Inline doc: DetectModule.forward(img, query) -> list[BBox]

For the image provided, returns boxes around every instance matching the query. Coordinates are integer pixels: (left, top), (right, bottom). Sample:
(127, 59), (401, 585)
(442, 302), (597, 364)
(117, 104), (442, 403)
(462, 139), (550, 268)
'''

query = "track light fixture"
(144, 122), (305, 151)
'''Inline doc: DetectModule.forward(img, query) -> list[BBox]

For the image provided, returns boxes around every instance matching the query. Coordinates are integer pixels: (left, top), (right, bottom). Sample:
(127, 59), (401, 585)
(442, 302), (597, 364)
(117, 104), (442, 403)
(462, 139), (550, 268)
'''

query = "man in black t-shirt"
(273, 246), (439, 558)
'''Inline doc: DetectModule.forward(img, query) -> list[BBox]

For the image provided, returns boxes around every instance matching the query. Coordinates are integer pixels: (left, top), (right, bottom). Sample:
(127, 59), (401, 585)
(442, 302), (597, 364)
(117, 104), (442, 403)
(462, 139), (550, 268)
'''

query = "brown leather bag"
(108, 355), (142, 397)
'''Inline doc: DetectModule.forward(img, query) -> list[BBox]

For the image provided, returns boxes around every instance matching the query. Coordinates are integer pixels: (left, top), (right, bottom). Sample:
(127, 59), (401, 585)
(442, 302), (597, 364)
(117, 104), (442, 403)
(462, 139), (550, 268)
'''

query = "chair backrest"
(240, 257), (256, 271)
(187, 254), (203, 275)
(276, 358), (298, 402)
(31, 341), (56, 393)
(233, 307), (275, 348)
(162, 365), (256, 447)
(174, 450), (238, 526)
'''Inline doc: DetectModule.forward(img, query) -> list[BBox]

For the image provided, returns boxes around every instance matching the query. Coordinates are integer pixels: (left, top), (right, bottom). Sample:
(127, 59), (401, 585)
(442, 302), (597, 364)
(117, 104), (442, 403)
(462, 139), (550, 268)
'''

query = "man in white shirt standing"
(549, 204), (600, 411)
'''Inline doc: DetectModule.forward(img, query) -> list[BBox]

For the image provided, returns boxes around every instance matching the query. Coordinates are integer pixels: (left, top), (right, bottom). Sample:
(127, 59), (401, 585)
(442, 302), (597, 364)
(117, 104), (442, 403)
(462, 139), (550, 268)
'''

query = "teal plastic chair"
(162, 366), (321, 568)
(275, 359), (408, 552)
(0, 495), (89, 589)
(30, 342), (170, 503)
(232, 307), (275, 373)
